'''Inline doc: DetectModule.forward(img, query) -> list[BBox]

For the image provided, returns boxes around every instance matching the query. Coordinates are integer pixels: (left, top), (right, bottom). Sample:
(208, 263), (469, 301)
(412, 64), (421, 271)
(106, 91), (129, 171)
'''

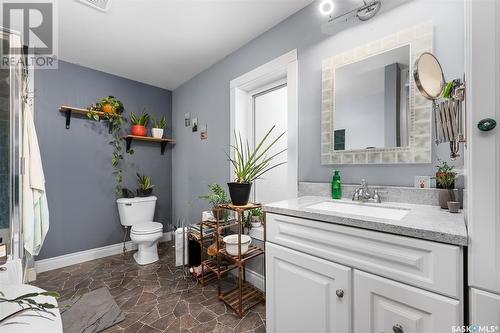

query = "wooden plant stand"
(202, 203), (266, 318)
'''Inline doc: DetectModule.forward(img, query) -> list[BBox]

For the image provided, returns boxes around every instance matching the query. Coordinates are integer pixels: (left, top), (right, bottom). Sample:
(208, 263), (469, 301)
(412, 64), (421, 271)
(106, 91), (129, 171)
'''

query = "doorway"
(252, 83), (288, 204)
(230, 50), (298, 204)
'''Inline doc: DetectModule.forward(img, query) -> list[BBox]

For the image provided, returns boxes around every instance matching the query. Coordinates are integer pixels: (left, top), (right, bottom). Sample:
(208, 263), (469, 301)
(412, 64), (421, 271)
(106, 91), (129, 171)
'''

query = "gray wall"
(35, 61), (172, 260)
(172, 0), (465, 223)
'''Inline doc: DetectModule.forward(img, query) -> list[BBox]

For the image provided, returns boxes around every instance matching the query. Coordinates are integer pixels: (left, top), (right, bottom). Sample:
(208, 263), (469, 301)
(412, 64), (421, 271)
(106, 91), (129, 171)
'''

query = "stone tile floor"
(33, 242), (266, 333)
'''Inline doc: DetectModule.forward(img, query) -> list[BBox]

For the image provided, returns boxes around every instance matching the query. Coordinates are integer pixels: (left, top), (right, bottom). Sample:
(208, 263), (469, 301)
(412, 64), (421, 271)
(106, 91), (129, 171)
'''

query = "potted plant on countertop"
(136, 173), (154, 197)
(226, 125), (286, 206)
(151, 114), (167, 139)
(200, 183), (230, 220)
(130, 112), (149, 137)
(435, 161), (457, 209)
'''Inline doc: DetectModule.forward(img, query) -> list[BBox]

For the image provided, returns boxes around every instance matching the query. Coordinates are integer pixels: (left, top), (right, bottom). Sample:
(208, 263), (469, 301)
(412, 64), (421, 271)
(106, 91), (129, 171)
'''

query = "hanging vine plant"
(87, 97), (132, 197)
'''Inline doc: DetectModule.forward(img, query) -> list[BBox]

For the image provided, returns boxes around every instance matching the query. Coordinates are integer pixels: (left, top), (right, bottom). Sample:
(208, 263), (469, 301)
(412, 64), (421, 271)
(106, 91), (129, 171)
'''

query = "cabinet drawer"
(267, 213), (462, 298)
(354, 270), (461, 333)
(266, 243), (351, 333)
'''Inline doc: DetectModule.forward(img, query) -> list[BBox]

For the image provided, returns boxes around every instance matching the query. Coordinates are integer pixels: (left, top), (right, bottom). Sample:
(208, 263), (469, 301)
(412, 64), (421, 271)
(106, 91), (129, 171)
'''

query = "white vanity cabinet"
(354, 270), (460, 333)
(266, 242), (351, 333)
(266, 213), (464, 333)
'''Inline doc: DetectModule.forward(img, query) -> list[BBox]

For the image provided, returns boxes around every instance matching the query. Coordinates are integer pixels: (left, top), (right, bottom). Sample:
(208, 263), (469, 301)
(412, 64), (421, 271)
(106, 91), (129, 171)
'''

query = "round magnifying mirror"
(414, 52), (445, 100)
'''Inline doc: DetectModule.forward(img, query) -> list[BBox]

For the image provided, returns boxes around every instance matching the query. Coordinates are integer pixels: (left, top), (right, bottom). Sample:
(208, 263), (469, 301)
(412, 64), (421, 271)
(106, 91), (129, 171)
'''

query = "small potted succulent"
(151, 114), (167, 139)
(226, 125), (286, 206)
(136, 173), (154, 197)
(435, 161), (457, 209)
(249, 208), (263, 228)
(200, 183), (229, 220)
(97, 96), (124, 115)
(130, 112), (149, 137)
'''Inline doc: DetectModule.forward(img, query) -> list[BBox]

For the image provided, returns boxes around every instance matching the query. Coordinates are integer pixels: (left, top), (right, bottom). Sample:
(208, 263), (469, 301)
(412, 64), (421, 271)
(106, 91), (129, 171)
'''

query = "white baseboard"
(246, 268), (265, 291)
(230, 268), (265, 291)
(35, 232), (171, 274)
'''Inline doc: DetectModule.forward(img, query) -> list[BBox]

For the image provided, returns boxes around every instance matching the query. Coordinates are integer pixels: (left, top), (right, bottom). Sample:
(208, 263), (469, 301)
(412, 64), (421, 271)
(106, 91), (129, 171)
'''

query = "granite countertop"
(263, 196), (468, 246)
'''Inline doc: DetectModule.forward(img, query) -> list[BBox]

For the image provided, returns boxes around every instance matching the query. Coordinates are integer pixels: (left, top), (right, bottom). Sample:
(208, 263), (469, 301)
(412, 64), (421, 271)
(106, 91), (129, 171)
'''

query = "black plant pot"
(227, 182), (252, 206)
(137, 188), (153, 197)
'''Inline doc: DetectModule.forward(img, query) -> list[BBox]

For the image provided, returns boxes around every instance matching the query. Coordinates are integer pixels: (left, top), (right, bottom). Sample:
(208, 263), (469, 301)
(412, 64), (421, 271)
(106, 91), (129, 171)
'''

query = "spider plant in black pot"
(226, 125), (286, 206)
(136, 173), (154, 197)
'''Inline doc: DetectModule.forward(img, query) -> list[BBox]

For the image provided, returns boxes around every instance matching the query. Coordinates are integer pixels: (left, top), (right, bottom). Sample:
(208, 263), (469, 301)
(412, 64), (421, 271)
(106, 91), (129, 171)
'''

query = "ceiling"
(57, 0), (315, 90)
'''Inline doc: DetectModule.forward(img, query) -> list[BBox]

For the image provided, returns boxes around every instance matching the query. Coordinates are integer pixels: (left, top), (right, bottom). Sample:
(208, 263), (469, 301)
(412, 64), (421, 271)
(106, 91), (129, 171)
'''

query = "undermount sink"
(305, 200), (410, 221)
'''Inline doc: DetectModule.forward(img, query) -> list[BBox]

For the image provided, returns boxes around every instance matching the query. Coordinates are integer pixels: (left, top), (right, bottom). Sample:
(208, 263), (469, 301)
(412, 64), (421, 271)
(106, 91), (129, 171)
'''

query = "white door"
(354, 270), (460, 333)
(230, 50), (298, 204)
(466, 0), (500, 294)
(266, 242), (351, 333)
(470, 288), (500, 328)
(253, 84), (288, 204)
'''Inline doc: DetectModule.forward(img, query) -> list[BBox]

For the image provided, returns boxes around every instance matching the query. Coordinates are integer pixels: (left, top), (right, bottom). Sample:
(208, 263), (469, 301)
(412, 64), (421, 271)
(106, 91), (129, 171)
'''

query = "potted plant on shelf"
(151, 114), (167, 139)
(87, 97), (127, 197)
(130, 112), (149, 137)
(226, 125), (286, 206)
(435, 161), (457, 209)
(200, 183), (229, 220)
(136, 173), (154, 197)
(97, 96), (124, 115)
(249, 208), (263, 228)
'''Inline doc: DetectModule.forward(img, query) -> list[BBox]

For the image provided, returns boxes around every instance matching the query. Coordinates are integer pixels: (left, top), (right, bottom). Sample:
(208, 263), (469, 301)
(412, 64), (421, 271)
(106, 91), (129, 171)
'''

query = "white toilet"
(116, 196), (163, 265)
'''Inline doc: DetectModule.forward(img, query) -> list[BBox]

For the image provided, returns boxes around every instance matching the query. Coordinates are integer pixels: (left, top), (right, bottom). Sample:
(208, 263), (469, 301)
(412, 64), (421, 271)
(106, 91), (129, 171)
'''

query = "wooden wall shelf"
(59, 105), (119, 133)
(124, 135), (174, 155)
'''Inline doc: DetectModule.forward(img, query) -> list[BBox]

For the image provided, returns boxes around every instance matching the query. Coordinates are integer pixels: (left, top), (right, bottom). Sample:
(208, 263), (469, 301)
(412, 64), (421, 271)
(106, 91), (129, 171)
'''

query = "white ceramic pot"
(152, 128), (164, 139)
(251, 216), (261, 228)
(223, 234), (252, 256)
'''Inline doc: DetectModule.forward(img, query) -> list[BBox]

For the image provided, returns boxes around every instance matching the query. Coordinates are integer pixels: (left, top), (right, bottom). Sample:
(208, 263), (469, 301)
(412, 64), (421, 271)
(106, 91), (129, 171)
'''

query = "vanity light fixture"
(319, 0), (335, 16)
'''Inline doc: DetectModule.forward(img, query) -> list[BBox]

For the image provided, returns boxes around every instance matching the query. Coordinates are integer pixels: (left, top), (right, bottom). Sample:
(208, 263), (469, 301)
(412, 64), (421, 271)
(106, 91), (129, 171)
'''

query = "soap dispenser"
(332, 170), (342, 199)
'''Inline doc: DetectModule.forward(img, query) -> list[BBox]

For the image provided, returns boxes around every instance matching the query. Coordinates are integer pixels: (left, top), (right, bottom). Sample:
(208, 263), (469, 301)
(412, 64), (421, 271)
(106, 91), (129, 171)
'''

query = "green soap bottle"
(332, 170), (342, 199)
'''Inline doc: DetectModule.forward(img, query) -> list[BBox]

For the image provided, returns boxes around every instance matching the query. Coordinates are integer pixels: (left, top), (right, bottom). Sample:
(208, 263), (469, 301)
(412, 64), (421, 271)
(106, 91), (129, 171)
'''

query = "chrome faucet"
(352, 179), (382, 203)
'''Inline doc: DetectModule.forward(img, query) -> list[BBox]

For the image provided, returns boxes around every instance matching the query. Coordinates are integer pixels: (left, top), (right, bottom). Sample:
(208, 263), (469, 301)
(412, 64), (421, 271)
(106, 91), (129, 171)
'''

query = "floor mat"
(59, 287), (125, 333)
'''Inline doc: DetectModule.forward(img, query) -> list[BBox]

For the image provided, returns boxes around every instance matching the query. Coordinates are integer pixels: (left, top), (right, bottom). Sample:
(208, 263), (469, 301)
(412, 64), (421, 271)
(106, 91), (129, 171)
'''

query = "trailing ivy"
(87, 101), (131, 197)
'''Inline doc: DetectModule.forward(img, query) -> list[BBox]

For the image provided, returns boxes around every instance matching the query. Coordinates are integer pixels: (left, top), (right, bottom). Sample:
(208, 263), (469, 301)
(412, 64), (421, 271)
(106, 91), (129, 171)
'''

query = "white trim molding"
(229, 49), (298, 199)
(35, 232), (172, 274)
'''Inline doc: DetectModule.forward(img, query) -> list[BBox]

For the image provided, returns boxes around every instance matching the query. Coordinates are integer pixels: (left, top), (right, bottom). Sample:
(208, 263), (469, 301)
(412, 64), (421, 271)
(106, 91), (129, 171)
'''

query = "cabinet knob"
(393, 324), (403, 333)
(335, 289), (344, 298)
(478, 118), (497, 132)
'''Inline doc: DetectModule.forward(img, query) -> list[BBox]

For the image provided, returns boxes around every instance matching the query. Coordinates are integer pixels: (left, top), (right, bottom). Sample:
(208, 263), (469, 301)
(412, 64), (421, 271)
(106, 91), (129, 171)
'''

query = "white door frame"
(229, 50), (298, 200)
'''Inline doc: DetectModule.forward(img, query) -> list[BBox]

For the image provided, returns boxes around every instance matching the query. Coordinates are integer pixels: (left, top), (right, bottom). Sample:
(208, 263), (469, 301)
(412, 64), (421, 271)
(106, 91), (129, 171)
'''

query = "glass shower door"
(0, 29), (23, 261)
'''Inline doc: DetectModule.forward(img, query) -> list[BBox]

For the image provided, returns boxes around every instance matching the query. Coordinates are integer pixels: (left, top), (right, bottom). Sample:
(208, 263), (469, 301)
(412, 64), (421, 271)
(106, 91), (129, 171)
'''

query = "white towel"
(22, 103), (49, 256)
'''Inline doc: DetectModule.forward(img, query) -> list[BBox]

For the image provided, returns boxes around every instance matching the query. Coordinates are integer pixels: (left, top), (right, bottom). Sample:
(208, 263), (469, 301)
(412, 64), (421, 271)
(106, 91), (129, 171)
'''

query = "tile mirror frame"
(321, 23), (434, 165)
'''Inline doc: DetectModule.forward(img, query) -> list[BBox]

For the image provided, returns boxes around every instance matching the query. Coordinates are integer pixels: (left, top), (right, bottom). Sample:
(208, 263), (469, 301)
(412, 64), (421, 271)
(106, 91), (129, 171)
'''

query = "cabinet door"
(266, 242), (351, 333)
(466, 0), (500, 294)
(354, 270), (460, 333)
(470, 288), (500, 328)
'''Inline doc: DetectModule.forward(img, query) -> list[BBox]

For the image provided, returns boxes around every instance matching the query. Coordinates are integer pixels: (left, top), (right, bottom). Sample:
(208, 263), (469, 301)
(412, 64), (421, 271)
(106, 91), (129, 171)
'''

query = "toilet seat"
(131, 222), (163, 235)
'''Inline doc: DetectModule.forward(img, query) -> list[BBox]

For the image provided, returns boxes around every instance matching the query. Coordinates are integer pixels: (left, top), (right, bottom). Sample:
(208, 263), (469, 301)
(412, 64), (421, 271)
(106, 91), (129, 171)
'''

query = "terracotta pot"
(131, 125), (147, 136)
(438, 189), (455, 209)
(101, 103), (116, 114)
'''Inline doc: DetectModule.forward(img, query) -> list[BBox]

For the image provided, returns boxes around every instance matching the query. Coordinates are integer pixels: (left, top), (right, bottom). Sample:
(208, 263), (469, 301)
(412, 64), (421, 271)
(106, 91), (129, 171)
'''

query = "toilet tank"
(116, 196), (157, 226)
